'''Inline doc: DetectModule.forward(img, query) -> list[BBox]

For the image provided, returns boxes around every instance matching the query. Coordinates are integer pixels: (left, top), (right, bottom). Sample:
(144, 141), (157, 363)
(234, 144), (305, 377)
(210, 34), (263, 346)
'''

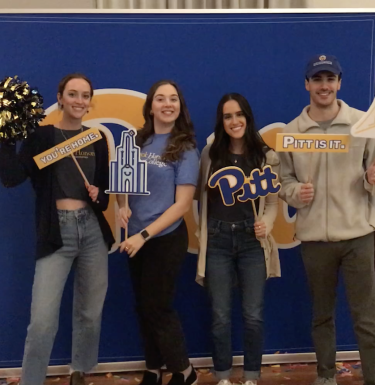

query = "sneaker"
(217, 380), (233, 385)
(140, 371), (162, 385)
(244, 381), (257, 385)
(168, 366), (198, 385)
(312, 377), (337, 385)
(70, 371), (85, 385)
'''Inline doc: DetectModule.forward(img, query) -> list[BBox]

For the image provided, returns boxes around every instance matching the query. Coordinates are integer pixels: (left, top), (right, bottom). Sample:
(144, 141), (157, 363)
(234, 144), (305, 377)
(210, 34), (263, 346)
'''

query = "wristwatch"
(140, 229), (151, 242)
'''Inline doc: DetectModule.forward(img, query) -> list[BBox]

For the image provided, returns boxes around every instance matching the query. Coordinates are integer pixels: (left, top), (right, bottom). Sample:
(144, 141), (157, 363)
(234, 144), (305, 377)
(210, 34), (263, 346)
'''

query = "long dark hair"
(209, 93), (272, 172)
(136, 80), (196, 162)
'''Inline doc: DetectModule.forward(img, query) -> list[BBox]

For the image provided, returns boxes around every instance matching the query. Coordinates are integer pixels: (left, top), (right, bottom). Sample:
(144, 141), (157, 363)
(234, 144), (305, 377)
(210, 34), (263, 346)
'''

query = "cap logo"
(319, 55), (326, 61)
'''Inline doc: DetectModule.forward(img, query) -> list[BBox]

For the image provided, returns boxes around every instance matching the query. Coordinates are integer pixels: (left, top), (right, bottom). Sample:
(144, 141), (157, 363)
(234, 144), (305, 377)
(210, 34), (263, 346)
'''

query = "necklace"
(231, 153), (241, 164)
(59, 126), (83, 141)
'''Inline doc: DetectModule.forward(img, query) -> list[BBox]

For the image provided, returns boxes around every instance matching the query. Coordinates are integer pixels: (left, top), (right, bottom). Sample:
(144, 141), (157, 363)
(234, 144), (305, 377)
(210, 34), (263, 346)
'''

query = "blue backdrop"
(0, 11), (374, 368)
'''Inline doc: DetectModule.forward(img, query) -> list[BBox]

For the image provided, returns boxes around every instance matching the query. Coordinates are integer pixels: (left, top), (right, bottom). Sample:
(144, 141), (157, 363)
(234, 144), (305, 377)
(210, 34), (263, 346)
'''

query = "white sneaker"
(217, 380), (233, 385)
(244, 381), (257, 385)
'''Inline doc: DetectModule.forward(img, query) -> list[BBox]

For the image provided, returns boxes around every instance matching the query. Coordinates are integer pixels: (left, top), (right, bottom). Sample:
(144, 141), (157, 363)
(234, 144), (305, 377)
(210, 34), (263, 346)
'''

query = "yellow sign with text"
(276, 133), (350, 153)
(33, 127), (102, 169)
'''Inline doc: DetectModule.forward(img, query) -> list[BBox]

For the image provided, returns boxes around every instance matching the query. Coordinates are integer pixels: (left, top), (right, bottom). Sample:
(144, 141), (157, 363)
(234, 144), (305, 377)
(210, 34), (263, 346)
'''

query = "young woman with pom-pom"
(0, 74), (114, 385)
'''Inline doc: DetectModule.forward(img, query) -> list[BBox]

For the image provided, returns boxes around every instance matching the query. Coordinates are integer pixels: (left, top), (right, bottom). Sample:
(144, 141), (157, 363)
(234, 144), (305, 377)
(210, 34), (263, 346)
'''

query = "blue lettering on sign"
(208, 165), (281, 206)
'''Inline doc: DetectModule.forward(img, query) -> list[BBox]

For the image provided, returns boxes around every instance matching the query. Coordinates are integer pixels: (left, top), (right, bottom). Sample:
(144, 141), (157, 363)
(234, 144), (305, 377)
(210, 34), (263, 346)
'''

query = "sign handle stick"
(70, 153), (89, 186)
(125, 194), (129, 240)
(251, 200), (259, 222)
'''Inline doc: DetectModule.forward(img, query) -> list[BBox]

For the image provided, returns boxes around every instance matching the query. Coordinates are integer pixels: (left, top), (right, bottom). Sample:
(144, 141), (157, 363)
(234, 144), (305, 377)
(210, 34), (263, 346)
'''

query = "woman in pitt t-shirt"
(117, 80), (199, 385)
(195, 93), (280, 385)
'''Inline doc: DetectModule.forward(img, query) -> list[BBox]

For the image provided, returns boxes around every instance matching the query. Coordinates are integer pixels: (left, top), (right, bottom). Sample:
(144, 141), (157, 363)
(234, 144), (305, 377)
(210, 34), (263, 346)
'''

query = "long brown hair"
(57, 73), (94, 101)
(136, 80), (196, 162)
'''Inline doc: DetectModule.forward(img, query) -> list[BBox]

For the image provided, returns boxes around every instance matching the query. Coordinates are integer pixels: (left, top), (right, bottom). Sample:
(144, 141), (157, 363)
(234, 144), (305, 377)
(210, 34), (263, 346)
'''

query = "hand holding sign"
(86, 184), (99, 202)
(254, 221), (266, 238)
(118, 206), (132, 229)
(120, 233), (145, 258)
(366, 161), (375, 185)
(299, 183), (314, 204)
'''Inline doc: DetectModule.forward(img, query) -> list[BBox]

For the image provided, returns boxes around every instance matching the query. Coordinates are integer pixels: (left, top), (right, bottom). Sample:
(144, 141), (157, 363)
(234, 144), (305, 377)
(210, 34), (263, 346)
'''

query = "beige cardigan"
(195, 144), (281, 286)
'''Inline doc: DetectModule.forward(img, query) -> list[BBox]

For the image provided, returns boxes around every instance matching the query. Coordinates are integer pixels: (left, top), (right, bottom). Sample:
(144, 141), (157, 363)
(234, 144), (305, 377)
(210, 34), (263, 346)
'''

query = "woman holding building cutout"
(117, 80), (199, 385)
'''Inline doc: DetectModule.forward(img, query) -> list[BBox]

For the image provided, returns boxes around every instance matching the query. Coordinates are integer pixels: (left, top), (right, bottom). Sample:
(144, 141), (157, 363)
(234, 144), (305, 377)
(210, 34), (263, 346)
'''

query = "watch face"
(141, 230), (149, 240)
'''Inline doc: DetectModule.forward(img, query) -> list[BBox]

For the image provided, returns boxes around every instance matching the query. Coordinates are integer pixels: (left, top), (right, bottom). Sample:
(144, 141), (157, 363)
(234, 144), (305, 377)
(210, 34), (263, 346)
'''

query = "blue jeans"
(206, 218), (266, 381)
(21, 207), (108, 385)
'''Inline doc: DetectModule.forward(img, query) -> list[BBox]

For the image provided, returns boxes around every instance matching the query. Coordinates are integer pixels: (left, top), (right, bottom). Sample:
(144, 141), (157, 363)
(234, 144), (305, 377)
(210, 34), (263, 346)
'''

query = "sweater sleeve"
(0, 133), (39, 188)
(261, 150), (280, 236)
(363, 138), (375, 195)
(90, 134), (110, 212)
(194, 145), (210, 202)
(278, 149), (308, 209)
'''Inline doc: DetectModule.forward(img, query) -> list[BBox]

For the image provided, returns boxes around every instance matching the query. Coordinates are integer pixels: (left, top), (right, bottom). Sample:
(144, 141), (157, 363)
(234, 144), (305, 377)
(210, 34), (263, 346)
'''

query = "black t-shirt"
(53, 127), (96, 201)
(208, 153), (259, 223)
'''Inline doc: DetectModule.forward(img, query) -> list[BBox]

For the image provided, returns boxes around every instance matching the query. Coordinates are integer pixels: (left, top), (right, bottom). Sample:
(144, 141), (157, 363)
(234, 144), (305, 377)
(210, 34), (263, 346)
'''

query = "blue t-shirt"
(128, 133), (199, 237)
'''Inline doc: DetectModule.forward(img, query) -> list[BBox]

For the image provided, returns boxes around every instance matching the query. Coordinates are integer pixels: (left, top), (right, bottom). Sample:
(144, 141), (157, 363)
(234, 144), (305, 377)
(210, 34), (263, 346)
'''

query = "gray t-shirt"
(53, 127), (96, 201)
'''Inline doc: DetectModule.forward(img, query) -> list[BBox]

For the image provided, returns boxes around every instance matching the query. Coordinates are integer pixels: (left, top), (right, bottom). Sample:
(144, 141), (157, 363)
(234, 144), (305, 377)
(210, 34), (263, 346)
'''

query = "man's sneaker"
(70, 371), (85, 385)
(168, 367), (198, 385)
(312, 377), (337, 385)
(140, 371), (162, 385)
(217, 380), (233, 385)
(244, 381), (257, 385)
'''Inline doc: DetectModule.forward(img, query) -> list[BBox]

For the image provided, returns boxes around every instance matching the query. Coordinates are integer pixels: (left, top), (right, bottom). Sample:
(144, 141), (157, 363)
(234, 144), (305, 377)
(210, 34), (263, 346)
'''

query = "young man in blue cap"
(280, 54), (375, 385)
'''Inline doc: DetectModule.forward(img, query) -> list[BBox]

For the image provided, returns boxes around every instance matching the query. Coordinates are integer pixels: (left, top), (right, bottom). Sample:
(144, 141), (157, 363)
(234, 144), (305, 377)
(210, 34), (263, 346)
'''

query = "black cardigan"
(0, 125), (115, 259)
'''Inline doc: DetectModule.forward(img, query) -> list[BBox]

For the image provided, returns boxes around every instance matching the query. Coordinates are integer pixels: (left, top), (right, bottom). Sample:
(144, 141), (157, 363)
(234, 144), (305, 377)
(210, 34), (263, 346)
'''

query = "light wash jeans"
(21, 207), (108, 385)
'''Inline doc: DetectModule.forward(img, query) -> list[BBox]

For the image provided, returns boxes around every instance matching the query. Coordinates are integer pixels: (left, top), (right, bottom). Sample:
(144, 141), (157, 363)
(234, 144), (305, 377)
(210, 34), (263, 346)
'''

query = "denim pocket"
(58, 213), (66, 226)
(208, 227), (219, 237)
(245, 226), (253, 234)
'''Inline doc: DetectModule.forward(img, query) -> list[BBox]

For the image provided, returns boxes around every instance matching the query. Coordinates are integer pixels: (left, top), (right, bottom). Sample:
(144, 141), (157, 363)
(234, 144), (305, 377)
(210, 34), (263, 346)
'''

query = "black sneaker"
(168, 367), (197, 385)
(70, 371), (85, 385)
(140, 371), (162, 385)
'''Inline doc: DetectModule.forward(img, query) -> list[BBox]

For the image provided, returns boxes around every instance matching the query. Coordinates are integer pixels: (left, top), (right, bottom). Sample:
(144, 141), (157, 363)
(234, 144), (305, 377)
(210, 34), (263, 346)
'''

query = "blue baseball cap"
(305, 54), (342, 78)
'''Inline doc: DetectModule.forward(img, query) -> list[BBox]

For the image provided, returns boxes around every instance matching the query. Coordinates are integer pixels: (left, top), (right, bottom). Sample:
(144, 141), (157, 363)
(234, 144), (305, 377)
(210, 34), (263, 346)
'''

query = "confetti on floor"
(0, 361), (366, 385)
